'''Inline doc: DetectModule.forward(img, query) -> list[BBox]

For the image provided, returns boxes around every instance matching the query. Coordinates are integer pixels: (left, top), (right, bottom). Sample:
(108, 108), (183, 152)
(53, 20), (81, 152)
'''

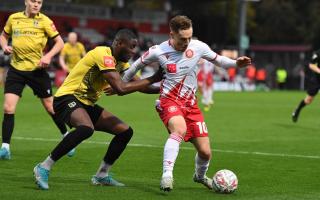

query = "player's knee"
(118, 127), (133, 143)
(198, 149), (212, 160)
(305, 97), (313, 104)
(76, 125), (94, 140)
(43, 104), (54, 114)
(3, 102), (16, 114)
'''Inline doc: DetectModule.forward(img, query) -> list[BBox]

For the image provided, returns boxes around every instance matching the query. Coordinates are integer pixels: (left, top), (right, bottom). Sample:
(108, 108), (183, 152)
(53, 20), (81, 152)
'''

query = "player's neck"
(24, 10), (38, 18)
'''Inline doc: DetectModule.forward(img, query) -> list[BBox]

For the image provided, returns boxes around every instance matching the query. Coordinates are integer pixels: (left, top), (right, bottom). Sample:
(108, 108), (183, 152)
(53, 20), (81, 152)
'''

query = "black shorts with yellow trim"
(53, 95), (104, 127)
(4, 65), (52, 98)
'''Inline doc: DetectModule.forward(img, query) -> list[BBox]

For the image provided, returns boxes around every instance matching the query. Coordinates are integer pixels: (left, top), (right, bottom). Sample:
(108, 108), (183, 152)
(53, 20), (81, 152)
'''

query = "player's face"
(25, 0), (42, 15)
(117, 38), (138, 62)
(68, 33), (78, 45)
(171, 27), (193, 52)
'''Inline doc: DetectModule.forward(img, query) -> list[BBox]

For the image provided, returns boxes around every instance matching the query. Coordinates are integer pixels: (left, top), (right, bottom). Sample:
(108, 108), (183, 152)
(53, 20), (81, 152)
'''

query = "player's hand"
(38, 54), (52, 68)
(3, 45), (13, 55)
(236, 56), (251, 68)
(104, 87), (115, 96)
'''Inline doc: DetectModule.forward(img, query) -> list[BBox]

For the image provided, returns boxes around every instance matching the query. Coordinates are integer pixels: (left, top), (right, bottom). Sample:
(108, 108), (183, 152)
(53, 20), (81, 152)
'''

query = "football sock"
(50, 113), (68, 135)
(195, 153), (210, 179)
(162, 133), (183, 178)
(50, 125), (94, 161)
(96, 161), (112, 178)
(295, 99), (306, 113)
(103, 127), (133, 165)
(41, 156), (55, 170)
(2, 114), (14, 144)
(1, 143), (10, 150)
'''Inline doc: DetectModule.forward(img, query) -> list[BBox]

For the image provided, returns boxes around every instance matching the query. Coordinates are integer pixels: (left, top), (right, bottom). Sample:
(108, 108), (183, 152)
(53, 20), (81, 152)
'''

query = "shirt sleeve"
(3, 15), (13, 35)
(122, 45), (159, 82)
(79, 43), (86, 54)
(200, 41), (237, 68)
(43, 16), (59, 38)
(93, 48), (116, 71)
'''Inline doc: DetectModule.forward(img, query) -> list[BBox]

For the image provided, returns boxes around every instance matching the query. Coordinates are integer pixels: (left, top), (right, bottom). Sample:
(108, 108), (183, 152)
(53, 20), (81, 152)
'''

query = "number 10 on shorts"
(196, 122), (208, 134)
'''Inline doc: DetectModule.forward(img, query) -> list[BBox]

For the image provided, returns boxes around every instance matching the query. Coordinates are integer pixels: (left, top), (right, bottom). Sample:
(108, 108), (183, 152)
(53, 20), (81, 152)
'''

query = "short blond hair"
(169, 15), (192, 33)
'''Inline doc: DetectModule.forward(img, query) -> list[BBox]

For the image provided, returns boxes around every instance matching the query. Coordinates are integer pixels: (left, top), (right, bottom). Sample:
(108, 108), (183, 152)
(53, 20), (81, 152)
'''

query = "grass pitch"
(0, 88), (320, 200)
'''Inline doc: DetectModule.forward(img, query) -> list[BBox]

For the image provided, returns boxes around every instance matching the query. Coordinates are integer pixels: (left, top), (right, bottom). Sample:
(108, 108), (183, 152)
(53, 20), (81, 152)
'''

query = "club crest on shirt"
(168, 106), (177, 113)
(185, 49), (194, 58)
(103, 56), (115, 68)
(33, 20), (39, 27)
(166, 63), (177, 73)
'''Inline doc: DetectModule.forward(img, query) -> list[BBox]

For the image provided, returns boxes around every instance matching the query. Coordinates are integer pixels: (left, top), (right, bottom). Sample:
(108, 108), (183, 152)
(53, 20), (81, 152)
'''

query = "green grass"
(0, 88), (320, 200)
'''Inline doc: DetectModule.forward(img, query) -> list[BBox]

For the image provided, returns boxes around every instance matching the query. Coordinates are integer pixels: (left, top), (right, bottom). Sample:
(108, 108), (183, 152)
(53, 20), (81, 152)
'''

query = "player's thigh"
(53, 95), (93, 128)
(27, 69), (53, 98)
(4, 67), (26, 98)
(69, 108), (94, 128)
(190, 137), (212, 159)
(94, 109), (129, 135)
(167, 115), (187, 135)
(3, 93), (21, 113)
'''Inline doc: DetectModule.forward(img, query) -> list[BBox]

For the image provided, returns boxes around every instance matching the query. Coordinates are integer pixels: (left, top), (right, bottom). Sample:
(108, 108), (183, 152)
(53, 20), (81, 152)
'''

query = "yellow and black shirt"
(60, 42), (86, 71)
(55, 46), (129, 106)
(3, 11), (59, 71)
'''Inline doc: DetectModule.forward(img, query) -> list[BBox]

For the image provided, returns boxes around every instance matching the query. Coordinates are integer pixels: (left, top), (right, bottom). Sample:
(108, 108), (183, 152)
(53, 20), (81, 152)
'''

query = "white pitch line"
(12, 136), (320, 160)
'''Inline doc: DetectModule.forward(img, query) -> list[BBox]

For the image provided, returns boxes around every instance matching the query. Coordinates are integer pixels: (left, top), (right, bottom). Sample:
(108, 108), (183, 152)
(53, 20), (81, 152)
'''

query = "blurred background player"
(122, 15), (251, 192)
(33, 29), (161, 190)
(292, 49), (320, 122)
(197, 59), (215, 111)
(59, 32), (86, 73)
(0, 0), (68, 160)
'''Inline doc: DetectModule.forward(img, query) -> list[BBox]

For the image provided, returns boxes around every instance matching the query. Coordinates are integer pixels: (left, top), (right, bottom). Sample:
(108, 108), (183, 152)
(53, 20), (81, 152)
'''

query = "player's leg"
(91, 108), (132, 186)
(41, 97), (74, 156)
(156, 99), (187, 191)
(1, 68), (25, 160)
(34, 97), (95, 190)
(292, 94), (316, 123)
(185, 103), (212, 189)
(0, 93), (20, 159)
(190, 137), (213, 189)
(41, 97), (68, 135)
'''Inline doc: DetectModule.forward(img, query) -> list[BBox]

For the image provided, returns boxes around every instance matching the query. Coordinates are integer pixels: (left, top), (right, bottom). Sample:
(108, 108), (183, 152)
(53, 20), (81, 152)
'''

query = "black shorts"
(53, 95), (104, 127)
(305, 74), (320, 96)
(4, 66), (52, 98)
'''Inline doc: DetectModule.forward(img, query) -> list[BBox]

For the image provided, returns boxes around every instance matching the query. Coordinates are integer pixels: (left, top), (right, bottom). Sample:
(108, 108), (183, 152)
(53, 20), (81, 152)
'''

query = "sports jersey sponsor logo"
(166, 63), (177, 73)
(103, 56), (115, 68)
(13, 30), (38, 36)
(168, 106), (177, 113)
(185, 49), (194, 58)
(51, 23), (57, 32)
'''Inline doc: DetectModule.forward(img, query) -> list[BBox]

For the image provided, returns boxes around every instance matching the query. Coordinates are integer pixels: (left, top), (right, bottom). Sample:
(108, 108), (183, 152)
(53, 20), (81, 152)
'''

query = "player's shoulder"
(38, 12), (50, 20)
(190, 39), (208, 48)
(8, 12), (24, 19)
(91, 46), (112, 56)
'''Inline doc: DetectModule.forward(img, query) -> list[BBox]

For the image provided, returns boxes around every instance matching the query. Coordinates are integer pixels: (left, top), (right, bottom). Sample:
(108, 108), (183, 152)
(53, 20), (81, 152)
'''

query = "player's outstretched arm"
(104, 70), (161, 96)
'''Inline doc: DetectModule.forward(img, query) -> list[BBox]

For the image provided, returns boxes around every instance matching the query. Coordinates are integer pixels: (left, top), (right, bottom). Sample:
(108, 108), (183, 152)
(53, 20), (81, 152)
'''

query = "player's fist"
(3, 45), (13, 55)
(236, 56), (251, 68)
(38, 54), (52, 68)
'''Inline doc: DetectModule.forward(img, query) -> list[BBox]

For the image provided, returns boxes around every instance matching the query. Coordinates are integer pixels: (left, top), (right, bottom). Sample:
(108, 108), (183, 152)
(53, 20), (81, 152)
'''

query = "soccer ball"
(212, 169), (238, 194)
